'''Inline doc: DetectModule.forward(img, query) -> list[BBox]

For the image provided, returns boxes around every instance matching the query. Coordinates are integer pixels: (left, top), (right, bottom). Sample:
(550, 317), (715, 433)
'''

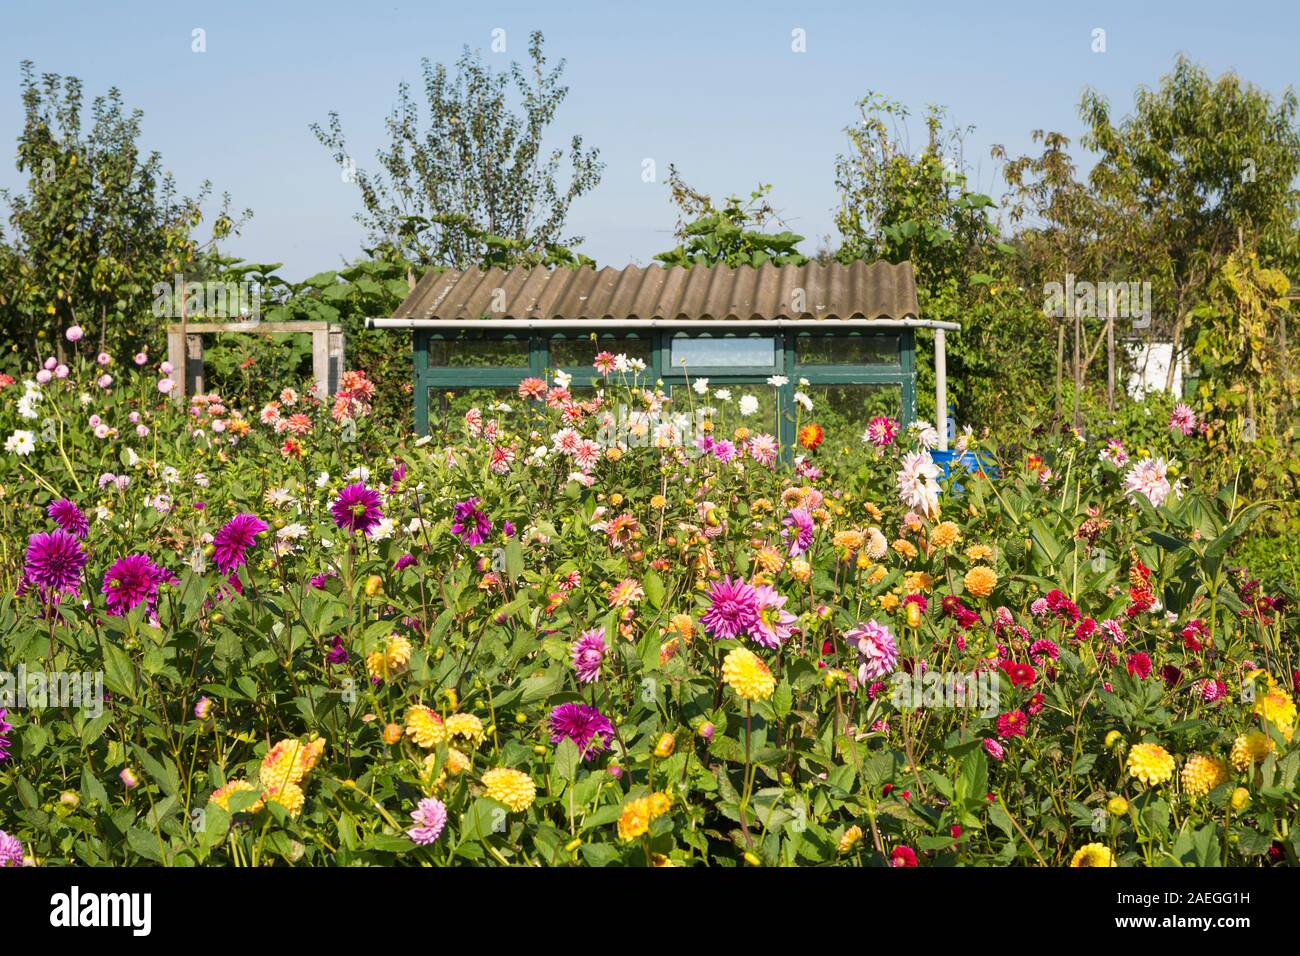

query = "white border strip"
(366, 317), (961, 331)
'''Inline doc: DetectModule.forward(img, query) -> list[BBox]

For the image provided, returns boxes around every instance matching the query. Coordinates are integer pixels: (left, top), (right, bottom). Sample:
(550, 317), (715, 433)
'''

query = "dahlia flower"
(549, 703), (616, 760)
(331, 483), (384, 535)
(571, 627), (608, 683)
(451, 497), (492, 545)
(481, 768), (536, 812)
(721, 647), (776, 701)
(701, 576), (759, 640)
(845, 620), (898, 683)
(1126, 742), (1176, 786)
(751, 585), (796, 649)
(24, 529), (87, 595)
(408, 797), (448, 845)
(212, 513), (269, 573)
(48, 497), (89, 539)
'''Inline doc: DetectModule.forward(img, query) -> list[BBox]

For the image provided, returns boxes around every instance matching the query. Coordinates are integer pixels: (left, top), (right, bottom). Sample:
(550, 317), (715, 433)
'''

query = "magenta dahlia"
(331, 483), (384, 535)
(549, 703), (616, 760)
(102, 554), (173, 617)
(23, 529), (87, 595)
(212, 513), (269, 573)
(48, 497), (89, 539)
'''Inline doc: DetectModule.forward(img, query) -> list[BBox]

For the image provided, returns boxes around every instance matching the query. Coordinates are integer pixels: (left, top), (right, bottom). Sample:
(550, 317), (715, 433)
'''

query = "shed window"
(428, 333), (529, 368)
(670, 333), (776, 369)
(549, 334), (653, 369)
(795, 333), (900, 366)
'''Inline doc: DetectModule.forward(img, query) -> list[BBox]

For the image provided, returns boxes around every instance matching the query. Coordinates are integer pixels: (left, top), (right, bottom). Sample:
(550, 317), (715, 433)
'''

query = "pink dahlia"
(451, 497), (492, 546)
(751, 585), (796, 649)
(782, 508), (815, 557)
(846, 620), (898, 683)
(700, 576), (760, 640)
(1168, 403), (1197, 436)
(102, 554), (174, 617)
(571, 627), (608, 684)
(407, 797), (448, 845)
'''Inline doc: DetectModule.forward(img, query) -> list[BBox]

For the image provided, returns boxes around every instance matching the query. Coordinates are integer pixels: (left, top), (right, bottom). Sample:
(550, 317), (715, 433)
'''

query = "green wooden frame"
(413, 327), (917, 451)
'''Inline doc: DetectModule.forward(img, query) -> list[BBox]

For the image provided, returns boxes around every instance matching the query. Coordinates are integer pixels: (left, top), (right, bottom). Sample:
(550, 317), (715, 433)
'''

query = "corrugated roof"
(394, 260), (920, 323)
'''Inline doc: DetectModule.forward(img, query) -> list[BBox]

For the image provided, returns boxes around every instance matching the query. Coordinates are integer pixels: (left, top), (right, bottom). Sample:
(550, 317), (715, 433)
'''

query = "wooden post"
(312, 325), (345, 398)
(185, 334), (205, 398)
(166, 328), (186, 404)
(328, 326), (345, 395)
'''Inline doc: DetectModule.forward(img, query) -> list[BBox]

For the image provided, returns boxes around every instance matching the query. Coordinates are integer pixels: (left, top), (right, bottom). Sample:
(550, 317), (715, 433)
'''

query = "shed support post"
(934, 327), (948, 452)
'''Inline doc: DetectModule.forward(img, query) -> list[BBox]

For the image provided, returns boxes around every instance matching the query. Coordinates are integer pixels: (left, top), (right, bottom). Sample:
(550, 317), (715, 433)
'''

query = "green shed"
(368, 260), (958, 451)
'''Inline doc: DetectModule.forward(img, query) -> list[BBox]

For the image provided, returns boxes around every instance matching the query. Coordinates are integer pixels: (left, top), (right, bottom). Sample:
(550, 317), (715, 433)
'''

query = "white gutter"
(367, 317), (961, 331)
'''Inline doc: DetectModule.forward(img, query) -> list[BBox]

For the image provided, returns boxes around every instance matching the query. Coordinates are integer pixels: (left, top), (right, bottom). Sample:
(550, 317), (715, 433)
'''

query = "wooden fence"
(165, 321), (345, 402)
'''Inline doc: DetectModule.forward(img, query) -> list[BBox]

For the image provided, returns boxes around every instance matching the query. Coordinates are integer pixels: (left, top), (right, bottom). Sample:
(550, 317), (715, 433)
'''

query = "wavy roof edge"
(393, 260), (921, 323)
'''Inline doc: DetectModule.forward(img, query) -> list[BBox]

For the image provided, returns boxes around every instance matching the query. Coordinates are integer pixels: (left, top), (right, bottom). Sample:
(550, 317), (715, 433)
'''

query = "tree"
(653, 166), (808, 267)
(0, 62), (246, 361)
(1079, 56), (1300, 392)
(833, 95), (997, 291)
(313, 31), (603, 272)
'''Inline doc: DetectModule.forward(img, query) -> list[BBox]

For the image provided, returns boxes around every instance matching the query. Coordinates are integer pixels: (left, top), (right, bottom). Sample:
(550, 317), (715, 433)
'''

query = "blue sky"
(1, 0), (1296, 279)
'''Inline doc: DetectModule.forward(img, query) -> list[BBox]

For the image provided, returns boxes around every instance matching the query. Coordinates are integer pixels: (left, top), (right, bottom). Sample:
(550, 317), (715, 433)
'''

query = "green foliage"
(312, 31), (603, 270)
(0, 62), (247, 364)
(654, 173), (808, 268)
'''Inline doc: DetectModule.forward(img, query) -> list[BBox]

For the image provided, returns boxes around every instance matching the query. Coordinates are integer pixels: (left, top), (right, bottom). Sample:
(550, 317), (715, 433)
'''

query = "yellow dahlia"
(1181, 754), (1230, 798)
(722, 647), (776, 702)
(963, 566), (998, 598)
(261, 782), (305, 817)
(405, 706), (447, 748)
(790, 557), (812, 582)
(667, 613), (695, 642)
(867, 564), (888, 584)
(208, 779), (256, 811)
(1107, 795), (1129, 816)
(903, 570), (933, 593)
(929, 521), (962, 550)
(965, 543), (995, 562)
(1126, 742), (1176, 786)
(838, 824), (864, 854)
(1253, 675), (1297, 738)
(260, 736), (324, 789)
(617, 797), (651, 841)
(833, 529), (866, 557)
(1230, 730), (1274, 771)
(647, 791), (672, 818)
(1070, 843), (1115, 867)
(445, 712), (486, 746)
(1230, 787), (1251, 811)
(482, 768), (536, 812)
